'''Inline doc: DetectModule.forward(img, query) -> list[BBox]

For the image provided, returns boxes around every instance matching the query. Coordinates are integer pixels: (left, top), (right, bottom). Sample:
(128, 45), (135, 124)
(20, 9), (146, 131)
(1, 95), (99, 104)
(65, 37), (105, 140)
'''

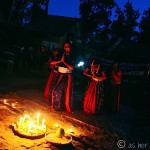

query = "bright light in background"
(48, 0), (80, 18)
(77, 61), (84, 67)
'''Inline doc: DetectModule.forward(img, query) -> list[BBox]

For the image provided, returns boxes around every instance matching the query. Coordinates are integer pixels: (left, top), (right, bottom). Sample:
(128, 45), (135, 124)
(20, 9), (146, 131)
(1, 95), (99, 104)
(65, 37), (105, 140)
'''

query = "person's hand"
(48, 58), (51, 64)
(61, 54), (65, 62)
(93, 77), (99, 81)
(84, 68), (89, 73)
(92, 74), (96, 78)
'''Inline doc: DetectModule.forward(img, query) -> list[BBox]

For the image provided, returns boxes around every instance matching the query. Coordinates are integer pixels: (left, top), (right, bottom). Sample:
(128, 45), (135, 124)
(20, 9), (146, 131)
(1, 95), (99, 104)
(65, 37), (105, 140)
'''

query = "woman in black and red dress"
(50, 42), (74, 113)
(43, 48), (60, 102)
(83, 60), (106, 114)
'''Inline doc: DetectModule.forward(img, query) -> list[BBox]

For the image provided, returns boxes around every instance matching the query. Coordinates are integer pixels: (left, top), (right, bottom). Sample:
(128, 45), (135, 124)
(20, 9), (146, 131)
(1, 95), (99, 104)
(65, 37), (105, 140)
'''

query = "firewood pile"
(0, 93), (128, 150)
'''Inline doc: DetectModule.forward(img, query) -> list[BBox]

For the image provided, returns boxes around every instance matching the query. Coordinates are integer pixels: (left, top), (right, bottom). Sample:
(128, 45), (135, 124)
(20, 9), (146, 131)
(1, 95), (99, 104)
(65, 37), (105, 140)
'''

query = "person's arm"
(83, 68), (93, 78)
(117, 70), (122, 77)
(112, 70), (122, 82)
(50, 59), (62, 65)
(93, 71), (107, 81)
(62, 54), (74, 70)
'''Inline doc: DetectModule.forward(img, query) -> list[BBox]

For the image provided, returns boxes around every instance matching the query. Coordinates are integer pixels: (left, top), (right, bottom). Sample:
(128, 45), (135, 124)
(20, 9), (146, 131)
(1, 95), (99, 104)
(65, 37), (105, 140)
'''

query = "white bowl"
(45, 131), (72, 145)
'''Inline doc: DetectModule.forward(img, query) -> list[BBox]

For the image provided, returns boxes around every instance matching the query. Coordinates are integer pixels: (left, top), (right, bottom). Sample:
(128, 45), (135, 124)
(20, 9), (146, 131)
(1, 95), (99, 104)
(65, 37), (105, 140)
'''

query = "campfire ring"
(12, 124), (46, 139)
(45, 131), (72, 145)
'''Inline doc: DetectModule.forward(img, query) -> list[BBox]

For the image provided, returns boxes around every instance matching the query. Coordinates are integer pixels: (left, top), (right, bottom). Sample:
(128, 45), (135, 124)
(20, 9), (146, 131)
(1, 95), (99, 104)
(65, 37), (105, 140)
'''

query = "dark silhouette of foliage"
(139, 7), (150, 47)
(111, 6), (125, 39)
(111, 1), (140, 43)
(0, 0), (13, 19)
(8, 0), (49, 26)
(79, 0), (141, 57)
(79, 0), (115, 54)
(27, 0), (49, 22)
(9, 0), (28, 25)
(123, 1), (140, 41)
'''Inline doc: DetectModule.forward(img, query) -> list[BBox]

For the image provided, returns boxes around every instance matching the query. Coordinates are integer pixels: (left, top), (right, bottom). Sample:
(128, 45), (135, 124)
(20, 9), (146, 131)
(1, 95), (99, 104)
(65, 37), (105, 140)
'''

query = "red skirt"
(44, 70), (57, 100)
(83, 80), (104, 114)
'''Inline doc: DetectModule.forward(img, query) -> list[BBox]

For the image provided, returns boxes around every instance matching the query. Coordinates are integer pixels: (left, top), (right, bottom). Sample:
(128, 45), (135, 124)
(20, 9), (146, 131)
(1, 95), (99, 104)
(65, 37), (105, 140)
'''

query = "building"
(23, 14), (82, 51)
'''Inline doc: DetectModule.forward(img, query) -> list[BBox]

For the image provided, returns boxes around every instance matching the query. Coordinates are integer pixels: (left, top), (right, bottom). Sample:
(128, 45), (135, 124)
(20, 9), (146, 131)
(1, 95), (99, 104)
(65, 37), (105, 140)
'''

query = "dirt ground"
(0, 69), (150, 150)
(0, 93), (128, 150)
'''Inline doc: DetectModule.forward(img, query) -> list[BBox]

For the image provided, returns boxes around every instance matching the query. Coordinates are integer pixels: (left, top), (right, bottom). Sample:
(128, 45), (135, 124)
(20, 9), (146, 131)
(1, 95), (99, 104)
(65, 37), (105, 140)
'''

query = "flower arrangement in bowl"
(45, 128), (72, 145)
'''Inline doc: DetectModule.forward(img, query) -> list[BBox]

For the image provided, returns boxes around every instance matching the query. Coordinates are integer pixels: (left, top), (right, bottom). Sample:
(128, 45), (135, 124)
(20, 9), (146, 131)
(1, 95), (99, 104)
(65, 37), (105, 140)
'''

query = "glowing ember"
(68, 129), (74, 134)
(3, 99), (8, 104)
(12, 113), (46, 138)
(54, 123), (59, 128)
(11, 103), (16, 108)
(2, 99), (19, 108)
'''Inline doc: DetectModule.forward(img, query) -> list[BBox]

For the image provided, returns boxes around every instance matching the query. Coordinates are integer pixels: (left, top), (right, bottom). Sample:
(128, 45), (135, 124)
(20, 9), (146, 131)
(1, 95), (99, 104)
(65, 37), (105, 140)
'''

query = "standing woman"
(43, 48), (60, 101)
(50, 42), (74, 113)
(110, 62), (122, 112)
(83, 60), (106, 115)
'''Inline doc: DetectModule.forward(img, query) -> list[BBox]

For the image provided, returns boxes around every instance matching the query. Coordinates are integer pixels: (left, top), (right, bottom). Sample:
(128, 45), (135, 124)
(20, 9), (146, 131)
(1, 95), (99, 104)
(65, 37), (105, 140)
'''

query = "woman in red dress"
(83, 60), (106, 114)
(43, 48), (60, 102)
(110, 62), (122, 112)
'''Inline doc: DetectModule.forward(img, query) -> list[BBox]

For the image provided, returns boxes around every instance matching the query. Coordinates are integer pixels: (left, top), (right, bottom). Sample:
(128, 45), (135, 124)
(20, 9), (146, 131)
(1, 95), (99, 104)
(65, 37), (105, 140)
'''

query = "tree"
(27, 0), (49, 22)
(9, 0), (49, 26)
(0, 0), (13, 20)
(111, 6), (125, 40)
(9, 0), (28, 25)
(111, 0), (140, 46)
(79, 0), (116, 55)
(139, 7), (150, 47)
(123, 1), (140, 41)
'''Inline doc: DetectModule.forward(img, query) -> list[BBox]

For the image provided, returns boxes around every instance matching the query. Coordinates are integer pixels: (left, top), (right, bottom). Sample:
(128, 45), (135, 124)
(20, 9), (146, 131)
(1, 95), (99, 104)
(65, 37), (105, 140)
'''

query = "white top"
(58, 66), (72, 73)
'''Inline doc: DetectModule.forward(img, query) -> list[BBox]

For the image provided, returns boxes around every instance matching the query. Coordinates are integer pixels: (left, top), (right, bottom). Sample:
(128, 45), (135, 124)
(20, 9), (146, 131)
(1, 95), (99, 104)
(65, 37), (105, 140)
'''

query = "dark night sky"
(48, 0), (150, 18)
